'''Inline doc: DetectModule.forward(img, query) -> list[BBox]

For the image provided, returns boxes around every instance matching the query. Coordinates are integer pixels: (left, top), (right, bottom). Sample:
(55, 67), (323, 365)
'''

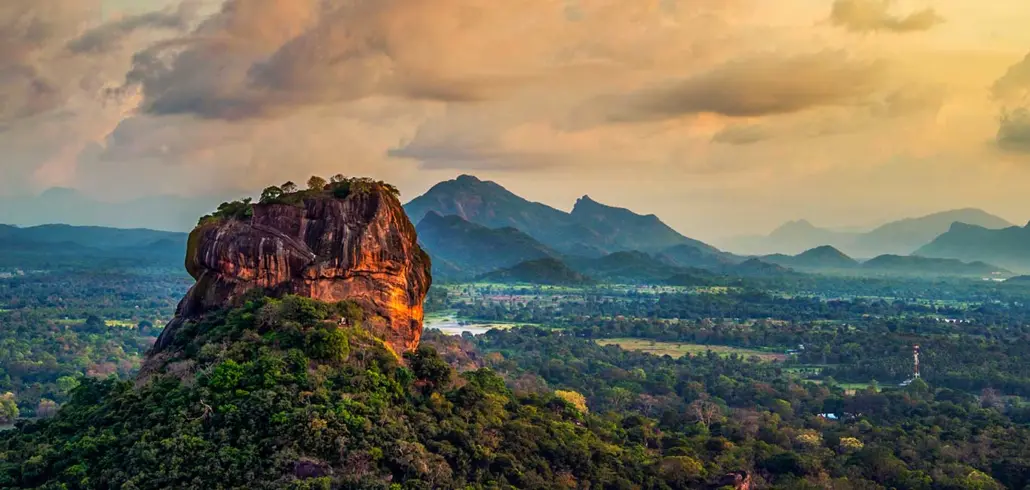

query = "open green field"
(838, 382), (877, 394)
(52, 318), (138, 328)
(105, 320), (137, 328)
(596, 338), (788, 361)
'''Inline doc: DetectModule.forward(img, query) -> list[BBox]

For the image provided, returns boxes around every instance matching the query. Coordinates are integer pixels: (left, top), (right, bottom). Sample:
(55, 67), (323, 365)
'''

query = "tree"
(659, 456), (704, 486)
(260, 186), (284, 204)
(281, 181), (298, 193)
(981, 388), (1003, 410)
(405, 346), (453, 393)
(56, 376), (80, 395)
(962, 470), (1003, 490)
(689, 394), (722, 429)
(838, 437), (864, 453)
(555, 390), (588, 413)
(307, 176), (328, 191)
(330, 174), (346, 183)
(0, 392), (18, 423)
(82, 314), (106, 334)
(36, 399), (58, 418)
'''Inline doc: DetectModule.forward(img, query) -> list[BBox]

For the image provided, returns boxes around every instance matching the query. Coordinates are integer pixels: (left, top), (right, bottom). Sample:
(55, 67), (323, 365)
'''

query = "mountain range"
(2, 175), (1023, 281)
(0, 188), (223, 232)
(0, 224), (187, 268)
(723, 209), (1014, 258)
(762, 246), (859, 271)
(414, 212), (560, 279)
(762, 245), (1008, 277)
(916, 221), (1030, 273)
(404, 175), (725, 259)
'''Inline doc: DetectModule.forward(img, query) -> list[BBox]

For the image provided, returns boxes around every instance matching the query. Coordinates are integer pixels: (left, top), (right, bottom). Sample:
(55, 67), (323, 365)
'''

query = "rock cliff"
(144, 183), (431, 374)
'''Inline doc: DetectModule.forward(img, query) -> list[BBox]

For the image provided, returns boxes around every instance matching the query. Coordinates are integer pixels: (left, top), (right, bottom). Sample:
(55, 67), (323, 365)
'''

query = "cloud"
(123, 0), (761, 121)
(992, 52), (1030, 153)
(830, 0), (944, 33)
(0, 0), (99, 124)
(712, 124), (769, 145)
(66, 2), (196, 54)
(993, 52), (1030, 102)
(123, 0), (555, 120)
(998, 108), (1030, 152)
(600, 52), (886, 122)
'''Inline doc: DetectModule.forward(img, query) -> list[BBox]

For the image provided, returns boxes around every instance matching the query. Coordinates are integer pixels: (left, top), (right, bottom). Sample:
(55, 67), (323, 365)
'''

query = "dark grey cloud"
(67, 3), (196, 54)
(998, 108), (1030, 153)
(830, 0), (944, 33)
(993, 52), (1030, 153)
(711, 124), (768, 145)
(605, 52), (885, 122)
(122, 0), (519, 121)
(993, 52), (1030, 101)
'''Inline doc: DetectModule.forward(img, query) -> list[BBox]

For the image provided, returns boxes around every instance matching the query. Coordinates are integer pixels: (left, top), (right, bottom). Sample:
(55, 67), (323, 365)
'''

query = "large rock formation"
(145, 185), (431, 372)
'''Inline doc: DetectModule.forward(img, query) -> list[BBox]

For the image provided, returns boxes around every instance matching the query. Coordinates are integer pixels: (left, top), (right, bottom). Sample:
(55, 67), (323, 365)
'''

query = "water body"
(425, 317), (504, 336)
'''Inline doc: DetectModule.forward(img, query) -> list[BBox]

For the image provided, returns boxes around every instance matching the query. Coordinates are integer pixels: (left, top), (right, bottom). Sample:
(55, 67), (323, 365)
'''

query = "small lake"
(425, 316), (508, 336)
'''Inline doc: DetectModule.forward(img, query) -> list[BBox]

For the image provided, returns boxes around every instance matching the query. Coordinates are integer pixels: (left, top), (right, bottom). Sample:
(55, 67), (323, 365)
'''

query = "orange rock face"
(150, 188), (432, 357)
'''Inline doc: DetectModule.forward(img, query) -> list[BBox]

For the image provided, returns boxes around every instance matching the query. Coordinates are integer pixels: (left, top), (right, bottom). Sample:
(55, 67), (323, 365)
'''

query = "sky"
(2, 0), (1029, 241)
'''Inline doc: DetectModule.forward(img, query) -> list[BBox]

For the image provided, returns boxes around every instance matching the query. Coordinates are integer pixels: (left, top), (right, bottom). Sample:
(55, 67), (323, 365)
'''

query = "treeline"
(456, 289), (1030, 326)
(461, 327), (1030, 489)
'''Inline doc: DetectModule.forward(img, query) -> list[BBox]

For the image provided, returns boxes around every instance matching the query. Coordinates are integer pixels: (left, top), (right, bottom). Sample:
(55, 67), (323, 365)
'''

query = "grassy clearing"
(105, 320), (137, 328)
(596, 338), (787, 361)
(803, 379), (878, 394)
(838, 382), (878, 394)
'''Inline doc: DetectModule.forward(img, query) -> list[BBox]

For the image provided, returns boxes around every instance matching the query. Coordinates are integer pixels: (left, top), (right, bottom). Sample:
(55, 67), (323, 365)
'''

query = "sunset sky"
(2, 0), (1029, 240)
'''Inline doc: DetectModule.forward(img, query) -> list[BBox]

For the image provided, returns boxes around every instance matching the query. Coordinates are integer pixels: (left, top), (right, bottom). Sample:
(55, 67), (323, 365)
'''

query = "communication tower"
(913, 344), (921, 378)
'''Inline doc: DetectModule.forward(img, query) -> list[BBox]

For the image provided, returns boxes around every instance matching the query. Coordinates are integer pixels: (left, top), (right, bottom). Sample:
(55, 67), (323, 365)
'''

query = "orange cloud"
(830, 0), (944, 33)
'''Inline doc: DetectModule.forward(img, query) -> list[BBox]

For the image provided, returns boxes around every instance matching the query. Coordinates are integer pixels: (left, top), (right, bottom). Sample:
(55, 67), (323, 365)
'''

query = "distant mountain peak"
(574, 195), (599, 206)
(778, 219), (817, 230)
(39, 187), (82, 199)
(406, 176), (725, 257)
(799, 245), (851, 258)
(571, 195), (611, 213)
(571, 195), (660, 220)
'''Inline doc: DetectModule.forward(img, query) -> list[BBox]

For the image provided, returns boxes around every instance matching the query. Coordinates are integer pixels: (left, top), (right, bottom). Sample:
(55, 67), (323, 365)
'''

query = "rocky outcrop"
(145, 185), (431, 372)
(711, 471), (752, 490)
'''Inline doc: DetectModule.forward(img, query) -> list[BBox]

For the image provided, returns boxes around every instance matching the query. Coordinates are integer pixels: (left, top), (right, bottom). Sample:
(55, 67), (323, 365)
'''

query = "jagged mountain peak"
(406, 176), (724, 258)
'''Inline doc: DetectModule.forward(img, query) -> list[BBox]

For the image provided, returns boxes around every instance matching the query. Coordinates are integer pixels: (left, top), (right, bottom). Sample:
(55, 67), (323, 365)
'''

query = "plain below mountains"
(724, 209), (1014, 258)
(916, 222), (1030, 273)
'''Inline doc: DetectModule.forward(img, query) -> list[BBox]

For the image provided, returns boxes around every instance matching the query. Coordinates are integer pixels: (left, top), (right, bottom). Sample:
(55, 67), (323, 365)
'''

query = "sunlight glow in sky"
(2, 0), (1029, 239)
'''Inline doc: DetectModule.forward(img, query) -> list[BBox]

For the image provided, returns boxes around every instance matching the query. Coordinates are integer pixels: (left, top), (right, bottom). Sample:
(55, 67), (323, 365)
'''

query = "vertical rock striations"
(145, 184), (431, 374)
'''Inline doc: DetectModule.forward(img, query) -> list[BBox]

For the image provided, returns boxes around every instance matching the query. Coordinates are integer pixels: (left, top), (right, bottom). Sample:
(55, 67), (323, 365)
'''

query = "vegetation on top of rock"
(198, 175), (401, 227)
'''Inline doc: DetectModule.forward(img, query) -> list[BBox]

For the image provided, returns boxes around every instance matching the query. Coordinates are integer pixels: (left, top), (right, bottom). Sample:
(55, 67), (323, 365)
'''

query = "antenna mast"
(913, 345), (921, 378)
